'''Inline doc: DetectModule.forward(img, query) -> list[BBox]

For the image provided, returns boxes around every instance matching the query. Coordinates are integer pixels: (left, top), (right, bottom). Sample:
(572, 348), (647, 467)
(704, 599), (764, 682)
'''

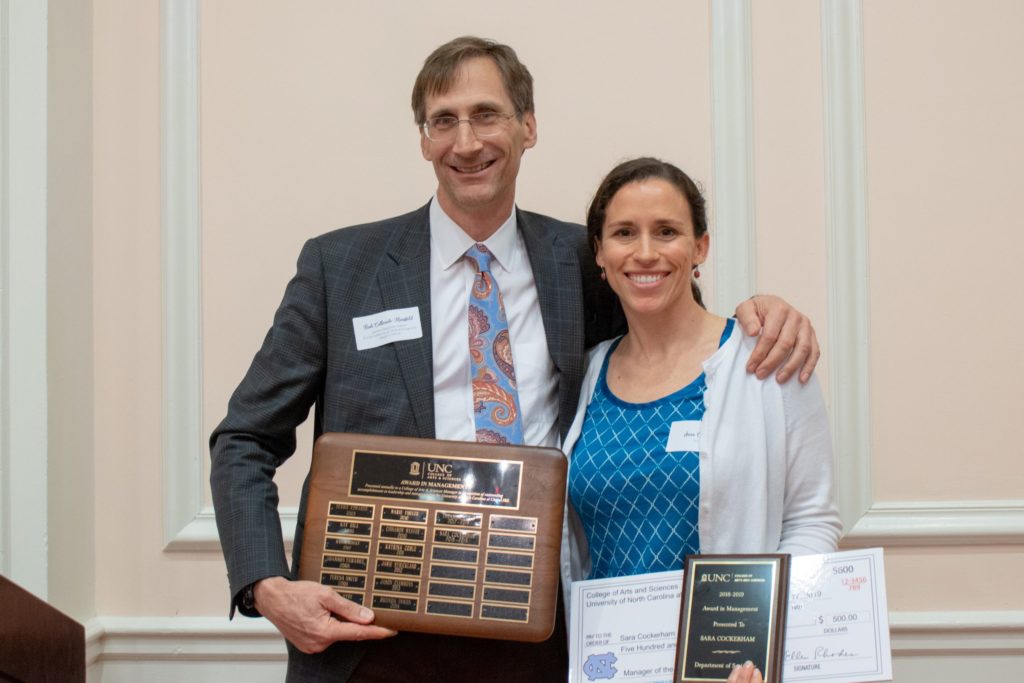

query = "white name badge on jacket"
(666, 420), (701, 452)
(353, 307), (423, 350)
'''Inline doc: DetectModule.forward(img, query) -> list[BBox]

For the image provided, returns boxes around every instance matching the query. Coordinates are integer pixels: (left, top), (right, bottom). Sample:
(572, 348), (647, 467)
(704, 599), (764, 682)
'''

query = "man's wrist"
(237, 577), (277, 617)
(249, 575), (290, 614)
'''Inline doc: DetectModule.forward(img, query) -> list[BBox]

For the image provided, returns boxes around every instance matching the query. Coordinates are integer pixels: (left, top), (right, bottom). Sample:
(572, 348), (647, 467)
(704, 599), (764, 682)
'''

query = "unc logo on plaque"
(298, 433), (567, 642)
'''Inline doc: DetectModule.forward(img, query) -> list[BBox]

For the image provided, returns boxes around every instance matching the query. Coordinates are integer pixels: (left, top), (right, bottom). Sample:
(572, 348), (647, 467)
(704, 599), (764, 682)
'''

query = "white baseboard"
(86, 617), (287, 683)
(86, 616), (287, 663)
(85, 612), (1024, 681)
(890, 611), (1024, 655)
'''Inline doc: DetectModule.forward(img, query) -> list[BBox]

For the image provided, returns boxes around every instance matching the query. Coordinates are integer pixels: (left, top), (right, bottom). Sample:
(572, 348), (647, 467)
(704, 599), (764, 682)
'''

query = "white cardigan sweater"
(559, 322), (842, 615)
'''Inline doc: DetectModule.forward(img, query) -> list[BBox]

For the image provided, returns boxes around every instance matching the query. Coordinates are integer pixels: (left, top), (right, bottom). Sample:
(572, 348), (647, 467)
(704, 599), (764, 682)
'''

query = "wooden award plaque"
(298, 432), (567, 642)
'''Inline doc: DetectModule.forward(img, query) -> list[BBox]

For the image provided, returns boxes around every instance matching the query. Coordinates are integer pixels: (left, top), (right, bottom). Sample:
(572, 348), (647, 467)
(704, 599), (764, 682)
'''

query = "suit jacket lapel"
(377, 203), (436, 438)
(520, 210), (585, 389)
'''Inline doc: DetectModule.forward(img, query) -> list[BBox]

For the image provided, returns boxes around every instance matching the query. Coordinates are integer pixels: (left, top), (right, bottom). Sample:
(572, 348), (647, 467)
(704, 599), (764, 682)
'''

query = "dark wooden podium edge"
(0, 576), (85, 682)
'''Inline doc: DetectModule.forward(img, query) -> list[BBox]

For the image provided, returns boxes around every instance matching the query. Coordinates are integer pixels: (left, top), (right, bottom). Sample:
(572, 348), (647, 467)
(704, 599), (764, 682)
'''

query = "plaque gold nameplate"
(298, 433), (567, 642)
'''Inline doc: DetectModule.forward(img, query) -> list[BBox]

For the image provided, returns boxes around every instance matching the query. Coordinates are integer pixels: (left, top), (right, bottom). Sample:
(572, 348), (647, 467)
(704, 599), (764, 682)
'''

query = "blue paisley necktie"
(465, 243), (524, 445)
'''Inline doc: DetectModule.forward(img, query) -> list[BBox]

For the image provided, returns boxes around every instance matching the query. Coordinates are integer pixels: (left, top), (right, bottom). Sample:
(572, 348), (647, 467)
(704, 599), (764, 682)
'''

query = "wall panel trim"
(821, 0), (873, 535)
(0, 0), (9, 579)
(844, 500), (1024, 547)
(2, 0), (50, 596)
(891, 611), (1024, 656)
(161, 0), (206, 550)
(819, 0), (1024, 546)
(169, 505), (297, 552)
(86, 616), (288, 665)
(161, 0), (296, 552)
(84, 612), (1024, 669)
(710, 0), (757, 312)
(162, 0), (1023, 552)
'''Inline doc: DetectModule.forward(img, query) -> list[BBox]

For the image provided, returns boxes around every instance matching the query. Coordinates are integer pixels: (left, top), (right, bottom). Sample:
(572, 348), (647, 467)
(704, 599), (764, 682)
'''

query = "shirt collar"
(429, 196), (519, 273)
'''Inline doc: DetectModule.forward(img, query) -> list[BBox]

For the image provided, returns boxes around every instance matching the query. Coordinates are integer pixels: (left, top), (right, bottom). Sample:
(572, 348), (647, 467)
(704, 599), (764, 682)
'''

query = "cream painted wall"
(52, 0), (1023, 676)
(92, 0), (228, 614)
(864, 0), (1024, 502)
(859, 0), (1024, 613)
(751, 1), (829, 379)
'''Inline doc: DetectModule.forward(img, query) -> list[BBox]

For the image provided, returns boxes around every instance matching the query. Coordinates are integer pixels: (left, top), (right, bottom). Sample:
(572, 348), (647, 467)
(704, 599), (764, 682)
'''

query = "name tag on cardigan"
(667, 420), (701, 452)
(353, 307), (423, 350)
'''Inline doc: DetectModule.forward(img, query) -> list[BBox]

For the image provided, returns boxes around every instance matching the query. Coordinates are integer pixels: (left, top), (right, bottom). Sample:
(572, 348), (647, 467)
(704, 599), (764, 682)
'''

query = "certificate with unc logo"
(568, 549), (892, 683)
(298, 433), (567, 642)
(569, 570), (685, 683)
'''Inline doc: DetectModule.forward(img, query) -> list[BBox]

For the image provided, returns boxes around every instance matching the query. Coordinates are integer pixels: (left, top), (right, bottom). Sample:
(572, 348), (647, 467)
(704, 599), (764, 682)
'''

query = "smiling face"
(419, 57), (537, 239)
(595, 179), (709, 319)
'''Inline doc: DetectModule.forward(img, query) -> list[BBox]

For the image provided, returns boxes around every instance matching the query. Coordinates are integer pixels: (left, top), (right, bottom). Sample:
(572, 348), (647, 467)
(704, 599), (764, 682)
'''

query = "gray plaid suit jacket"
(210, 201), (620, 681)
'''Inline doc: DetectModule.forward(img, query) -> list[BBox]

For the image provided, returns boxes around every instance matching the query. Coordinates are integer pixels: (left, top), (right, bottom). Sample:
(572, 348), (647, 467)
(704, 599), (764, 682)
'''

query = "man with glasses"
(210, 36), (819, 682)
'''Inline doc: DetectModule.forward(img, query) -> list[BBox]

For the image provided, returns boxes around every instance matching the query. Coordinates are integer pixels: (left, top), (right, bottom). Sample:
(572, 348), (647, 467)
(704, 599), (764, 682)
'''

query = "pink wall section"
(751, 1), (830, 386)
(864, 0), (1024, 502)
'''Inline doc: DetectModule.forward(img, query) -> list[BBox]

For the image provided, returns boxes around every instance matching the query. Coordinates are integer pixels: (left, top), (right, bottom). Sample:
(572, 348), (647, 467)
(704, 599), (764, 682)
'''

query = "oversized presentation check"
(784, 548), (892, 681)
(569, 548), (892, 683)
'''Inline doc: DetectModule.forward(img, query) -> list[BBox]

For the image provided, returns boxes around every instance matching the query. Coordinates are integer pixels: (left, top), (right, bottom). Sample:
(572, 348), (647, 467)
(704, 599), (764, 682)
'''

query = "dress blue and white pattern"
(568, 319), (734, 579)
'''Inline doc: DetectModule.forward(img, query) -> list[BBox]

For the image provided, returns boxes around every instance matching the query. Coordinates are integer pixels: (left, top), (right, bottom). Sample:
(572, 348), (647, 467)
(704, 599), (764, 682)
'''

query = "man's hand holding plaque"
(253, 576), (397, 653)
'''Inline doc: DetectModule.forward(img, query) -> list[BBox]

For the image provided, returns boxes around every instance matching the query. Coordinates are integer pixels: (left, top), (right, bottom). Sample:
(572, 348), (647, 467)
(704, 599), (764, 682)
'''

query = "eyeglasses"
(421, 112), (516, 141)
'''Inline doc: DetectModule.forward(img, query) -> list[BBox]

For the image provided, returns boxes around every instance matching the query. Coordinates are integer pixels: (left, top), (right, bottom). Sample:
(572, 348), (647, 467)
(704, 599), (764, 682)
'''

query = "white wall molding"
(160, 0), (297, 553)
(819, 0), (1024, 547)
(821, 0), (873, 537)
(82, 612), (1024, 676)
(0, 0), (9, 580)
(84, 620), (105, 667)
(844, 500), (1024, 547)
(161, 0), (207, 551)
(2, 0), (50, 597)
(709, 0), (757, 313)
(85, 616), (287, 665)
(168, 505), (298, 552)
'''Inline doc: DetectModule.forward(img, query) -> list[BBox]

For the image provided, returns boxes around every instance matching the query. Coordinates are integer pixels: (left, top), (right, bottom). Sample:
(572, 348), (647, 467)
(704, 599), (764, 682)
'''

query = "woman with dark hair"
(559, 158), (841, 683)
